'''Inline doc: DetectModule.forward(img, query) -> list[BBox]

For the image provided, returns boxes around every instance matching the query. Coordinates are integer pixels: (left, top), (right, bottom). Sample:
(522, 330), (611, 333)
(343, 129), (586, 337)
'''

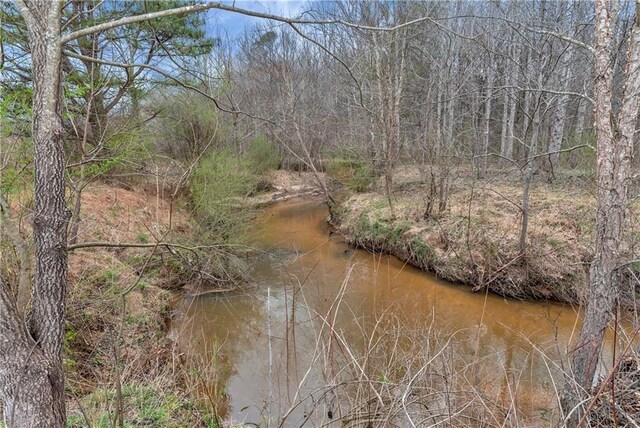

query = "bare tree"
(478, 51), (495, 178)
(563, 1), (640, 424)
(547, 45), (574, 176)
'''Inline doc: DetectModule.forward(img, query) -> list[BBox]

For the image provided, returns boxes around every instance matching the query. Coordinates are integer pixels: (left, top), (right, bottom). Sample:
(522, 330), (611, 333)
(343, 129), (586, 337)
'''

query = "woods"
(2, 0), (640, 426)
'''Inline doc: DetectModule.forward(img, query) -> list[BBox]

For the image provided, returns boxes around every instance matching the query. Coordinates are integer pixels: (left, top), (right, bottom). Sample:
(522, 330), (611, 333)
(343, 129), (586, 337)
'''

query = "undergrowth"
(331, 174), (595, 303)
(325, 157), (375, 193)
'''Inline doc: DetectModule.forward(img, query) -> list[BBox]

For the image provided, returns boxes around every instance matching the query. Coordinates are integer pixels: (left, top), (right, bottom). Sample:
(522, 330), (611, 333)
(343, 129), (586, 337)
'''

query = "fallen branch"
(67, 241), (196, 252)
(66, 241), (250, 252)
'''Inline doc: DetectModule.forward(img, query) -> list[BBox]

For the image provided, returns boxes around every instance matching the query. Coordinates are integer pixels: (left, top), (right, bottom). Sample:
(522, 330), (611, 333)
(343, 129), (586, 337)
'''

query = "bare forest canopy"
(3, 0), (620, 174)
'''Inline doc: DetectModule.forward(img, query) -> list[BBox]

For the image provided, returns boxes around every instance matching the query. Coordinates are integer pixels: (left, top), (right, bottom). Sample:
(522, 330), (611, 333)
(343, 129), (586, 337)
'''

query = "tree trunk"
(520, 47), (533, 162)
(501, 44), (519, 163)
(479, 58), (494, 178)
(569, 96), (589, 168)
(445, 86), (455, 149)
(574, 96), (588, 141)
(519, 96), (540, 255)
(547, 47), (574, 175)
(500, 69), (509, 160)
(11, 1), (68, 426)
(505, 81), (517, 161)
(0, 276), (64, 428)
(563, 1), (640, 424)
(436, 91), (442, 151)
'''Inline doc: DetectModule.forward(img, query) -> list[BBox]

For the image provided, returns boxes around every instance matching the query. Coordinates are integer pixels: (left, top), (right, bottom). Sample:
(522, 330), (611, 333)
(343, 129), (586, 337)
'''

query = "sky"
(204, 1), (309, 39)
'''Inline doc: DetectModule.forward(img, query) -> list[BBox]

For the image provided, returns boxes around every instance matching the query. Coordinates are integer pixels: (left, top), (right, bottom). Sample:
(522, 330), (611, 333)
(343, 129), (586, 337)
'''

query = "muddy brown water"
(172, 198), (619, 426)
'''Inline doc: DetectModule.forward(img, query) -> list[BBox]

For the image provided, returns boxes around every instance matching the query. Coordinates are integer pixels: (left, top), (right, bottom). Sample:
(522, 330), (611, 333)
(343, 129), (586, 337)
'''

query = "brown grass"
(331, 167), (607, 303)
(62, 183), (216, 425)
(273, 269), (561, 427)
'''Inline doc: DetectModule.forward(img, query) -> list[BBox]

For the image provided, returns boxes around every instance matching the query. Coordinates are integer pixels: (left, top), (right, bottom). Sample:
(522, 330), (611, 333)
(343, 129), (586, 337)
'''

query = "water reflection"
(173, 198), (620, 426)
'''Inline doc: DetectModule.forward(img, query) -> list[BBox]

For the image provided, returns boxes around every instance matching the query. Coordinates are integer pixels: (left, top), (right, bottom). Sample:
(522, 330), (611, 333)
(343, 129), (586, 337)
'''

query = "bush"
(244, 134), (280, 173)
(326, 157), (374, 192)
(190, 149), (259, 244)
(154, 92), (226, 162)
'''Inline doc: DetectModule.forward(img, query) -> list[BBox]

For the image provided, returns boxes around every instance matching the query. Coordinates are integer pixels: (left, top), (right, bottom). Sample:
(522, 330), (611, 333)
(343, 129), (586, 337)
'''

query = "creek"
(172, 198), (615, 426)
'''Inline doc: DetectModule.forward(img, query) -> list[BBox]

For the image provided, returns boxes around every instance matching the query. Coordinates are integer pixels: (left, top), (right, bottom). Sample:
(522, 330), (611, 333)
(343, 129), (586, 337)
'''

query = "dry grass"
(587, 355), (640, 427)
(331, 166), (611, 303)
(264, 269), (562, 427)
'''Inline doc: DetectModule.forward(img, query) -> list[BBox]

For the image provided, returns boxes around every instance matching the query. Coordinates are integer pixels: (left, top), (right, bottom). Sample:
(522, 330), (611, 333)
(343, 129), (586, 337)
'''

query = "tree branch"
(63, 50), (274, 123)
(61, 1), (434, 45)
(61, 3), (219, 44)
(66, 240), (246, 252)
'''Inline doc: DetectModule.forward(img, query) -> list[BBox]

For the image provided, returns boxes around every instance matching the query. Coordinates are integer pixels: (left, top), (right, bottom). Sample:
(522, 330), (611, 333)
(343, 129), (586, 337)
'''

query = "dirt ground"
(248, 169), (329, 205)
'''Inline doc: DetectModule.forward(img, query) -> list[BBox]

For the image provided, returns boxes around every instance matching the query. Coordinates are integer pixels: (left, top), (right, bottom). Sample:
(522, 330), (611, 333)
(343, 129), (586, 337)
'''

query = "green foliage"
(105, 269), (119, 283)
(354, 212), (392, 250)
(156, 92), (223, 161)
(390, 223), (411, 244)
(352, 211), (426, 263)
(0, 138), (33, 195)
(187, 137), (279, 249)
(244, 134), (281, 173)
(409, 237), (434, 262)
(326, 157), (374, 193)
(67, 126), (152, 183)
(329, 202), (350, 224)
(136, 1), (216, 56)
(0, 85), (32, 136)
(190, 149), (260, 244)
(66, 384), (198, 428)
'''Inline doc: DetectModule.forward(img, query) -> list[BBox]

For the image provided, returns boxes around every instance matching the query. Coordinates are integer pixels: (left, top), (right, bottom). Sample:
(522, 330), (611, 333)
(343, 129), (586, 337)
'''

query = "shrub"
(154, 92), (225, 162)
(326, 157), (374, 192)
(190, 149), (258, 244)
(244, 134), (281, 174)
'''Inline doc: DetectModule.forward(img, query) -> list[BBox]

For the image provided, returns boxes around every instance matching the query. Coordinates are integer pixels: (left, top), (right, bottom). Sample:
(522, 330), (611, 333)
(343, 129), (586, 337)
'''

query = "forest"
(1, 0), (640, 426)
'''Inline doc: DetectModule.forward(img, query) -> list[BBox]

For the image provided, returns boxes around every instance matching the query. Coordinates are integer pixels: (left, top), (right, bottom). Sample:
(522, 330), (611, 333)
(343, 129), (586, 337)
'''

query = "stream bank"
(173, 196), (617, 426)
(64, 170), (330, 425)
(64, 183), (216, 426)
(327, 166), (608, 304)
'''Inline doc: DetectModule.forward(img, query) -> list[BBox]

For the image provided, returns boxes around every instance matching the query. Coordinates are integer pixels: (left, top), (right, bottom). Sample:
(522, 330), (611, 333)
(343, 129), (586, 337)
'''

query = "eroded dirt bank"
(65, 183), (208, 425)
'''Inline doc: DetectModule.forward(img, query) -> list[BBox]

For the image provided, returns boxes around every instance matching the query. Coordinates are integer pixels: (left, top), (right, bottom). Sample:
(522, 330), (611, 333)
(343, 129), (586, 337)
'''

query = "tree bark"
(519, 94), (540, 255)
(505, 70), (517, 161)
(569, 96), (589, 168)
(563, 1), (640, 424)
(547, 46), (574, 175)
(501, 44), (519, 163)
(500, 60), (509, 160)
(9, 1), (68, 426)
(520, 47), (533, 162)
(574, 96), (588, 141)
(0, 276), (63, 428)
